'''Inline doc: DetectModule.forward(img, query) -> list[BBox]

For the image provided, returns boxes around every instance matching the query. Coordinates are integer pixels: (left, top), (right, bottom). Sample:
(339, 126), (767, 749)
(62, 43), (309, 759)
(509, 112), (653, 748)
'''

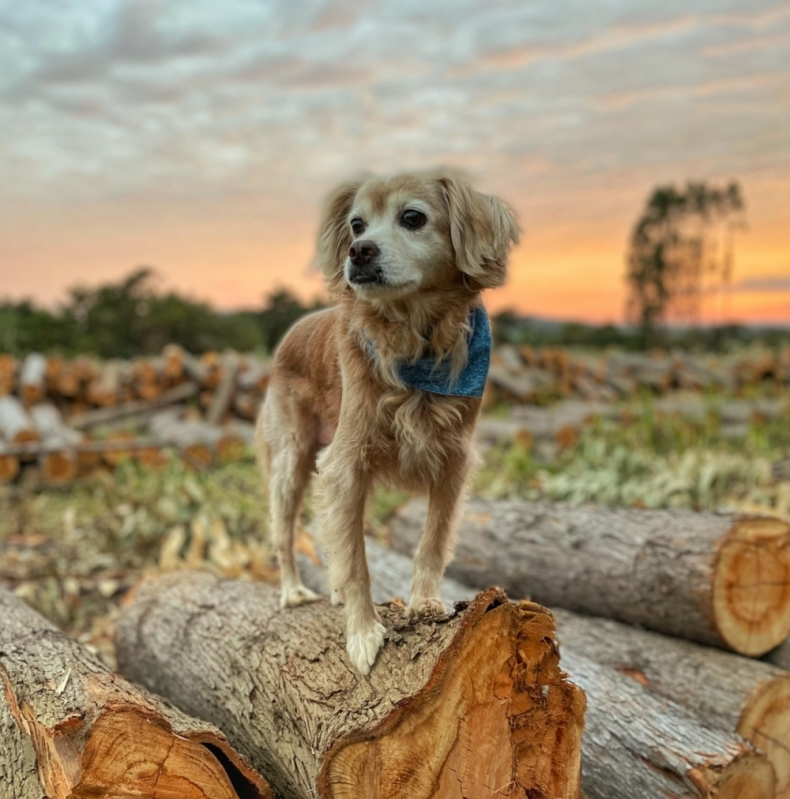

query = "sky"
(1, 0), (789, 324)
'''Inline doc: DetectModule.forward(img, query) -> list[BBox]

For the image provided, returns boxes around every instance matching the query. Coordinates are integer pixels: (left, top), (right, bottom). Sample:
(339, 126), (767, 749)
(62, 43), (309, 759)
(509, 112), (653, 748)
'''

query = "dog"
(256, 171), (519, 674)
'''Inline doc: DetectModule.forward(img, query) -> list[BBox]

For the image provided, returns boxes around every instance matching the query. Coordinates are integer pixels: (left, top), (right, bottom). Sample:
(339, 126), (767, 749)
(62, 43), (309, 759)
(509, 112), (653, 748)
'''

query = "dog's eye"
(350, 218), (365, 236)
(400, 209), (427, 230)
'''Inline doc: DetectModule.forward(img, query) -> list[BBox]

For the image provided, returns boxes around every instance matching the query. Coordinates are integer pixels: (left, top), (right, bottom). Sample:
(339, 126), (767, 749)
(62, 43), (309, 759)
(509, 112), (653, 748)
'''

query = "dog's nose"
(348, 240), (380, 266)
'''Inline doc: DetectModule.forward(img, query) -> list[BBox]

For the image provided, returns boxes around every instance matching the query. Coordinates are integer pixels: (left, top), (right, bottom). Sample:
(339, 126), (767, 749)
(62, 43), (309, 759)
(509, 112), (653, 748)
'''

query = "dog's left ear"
(438, 177), (520, 289)
(315, 180), (361, 295)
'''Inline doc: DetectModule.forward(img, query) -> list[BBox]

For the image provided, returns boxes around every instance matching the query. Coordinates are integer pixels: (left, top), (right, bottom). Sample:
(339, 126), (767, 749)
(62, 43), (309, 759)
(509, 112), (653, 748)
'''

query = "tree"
(625, 181), (745, 347)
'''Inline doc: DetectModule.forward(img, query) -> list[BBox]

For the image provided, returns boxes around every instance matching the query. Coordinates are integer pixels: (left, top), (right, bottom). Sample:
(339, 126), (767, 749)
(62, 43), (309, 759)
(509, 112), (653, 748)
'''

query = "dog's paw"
(405, 596), (447, 621)
(331, 587), (346, 606)
(280, 585), (320, 608)
(346, 621), (386, 676)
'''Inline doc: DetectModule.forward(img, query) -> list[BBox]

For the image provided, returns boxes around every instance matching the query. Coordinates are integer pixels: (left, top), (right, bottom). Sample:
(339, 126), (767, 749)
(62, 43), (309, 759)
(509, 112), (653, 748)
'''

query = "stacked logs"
(0, 584), (274, 799)
(385, 499), (790, 798)
(1, 342), (788, 484)
(1, 574), (588, 799)
(485, 344), (790, 405)
(0, 347), (269, 484)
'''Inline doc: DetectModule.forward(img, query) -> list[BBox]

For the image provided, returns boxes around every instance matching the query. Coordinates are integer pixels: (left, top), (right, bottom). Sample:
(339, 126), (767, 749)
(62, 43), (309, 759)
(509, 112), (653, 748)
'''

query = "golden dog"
(256, 171), (518, 674)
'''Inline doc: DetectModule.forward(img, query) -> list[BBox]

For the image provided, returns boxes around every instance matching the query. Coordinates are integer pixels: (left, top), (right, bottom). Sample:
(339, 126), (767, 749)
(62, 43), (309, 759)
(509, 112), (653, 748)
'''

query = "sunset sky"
(1, 0), (789, 324)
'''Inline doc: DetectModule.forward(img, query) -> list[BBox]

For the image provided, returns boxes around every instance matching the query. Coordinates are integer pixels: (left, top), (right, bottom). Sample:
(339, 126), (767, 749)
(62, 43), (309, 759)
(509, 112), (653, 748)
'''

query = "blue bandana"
(366, 304), (491, 398)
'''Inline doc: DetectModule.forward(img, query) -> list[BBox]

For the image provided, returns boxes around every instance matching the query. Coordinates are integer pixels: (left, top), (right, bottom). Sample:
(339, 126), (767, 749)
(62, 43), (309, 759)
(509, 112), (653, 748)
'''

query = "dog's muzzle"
(348, 240), (384, 286)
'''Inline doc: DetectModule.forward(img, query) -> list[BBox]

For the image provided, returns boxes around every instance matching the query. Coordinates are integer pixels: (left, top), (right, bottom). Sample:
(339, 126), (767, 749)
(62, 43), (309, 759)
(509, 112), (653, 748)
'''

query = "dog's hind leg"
(406, 453), (472, 620)
(258, 402), (320, 609)
(268, 443), (320, 608)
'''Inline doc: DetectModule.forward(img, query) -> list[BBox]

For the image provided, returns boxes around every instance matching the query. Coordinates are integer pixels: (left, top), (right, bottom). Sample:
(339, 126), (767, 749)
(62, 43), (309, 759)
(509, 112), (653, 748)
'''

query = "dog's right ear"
(316, 181), (360, 295)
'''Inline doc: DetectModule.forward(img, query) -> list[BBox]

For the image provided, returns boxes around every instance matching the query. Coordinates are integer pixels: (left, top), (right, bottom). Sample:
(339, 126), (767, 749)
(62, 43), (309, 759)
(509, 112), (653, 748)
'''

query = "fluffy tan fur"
(256, 171), (518, 674)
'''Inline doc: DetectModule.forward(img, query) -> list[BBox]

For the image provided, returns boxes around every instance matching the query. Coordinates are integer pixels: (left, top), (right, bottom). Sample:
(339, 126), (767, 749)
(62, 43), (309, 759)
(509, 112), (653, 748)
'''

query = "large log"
(0, 395), (39, 445)
(0, 585), (272, 799)
(552, 609), (790, 799)
(300, 537), (776, 799)
(19, 353), (47, 405)
(116, 572), (586, 799)
(564, 653), (775, 799)
(389, 498), (790, 656)
(29, 402), (83, 483)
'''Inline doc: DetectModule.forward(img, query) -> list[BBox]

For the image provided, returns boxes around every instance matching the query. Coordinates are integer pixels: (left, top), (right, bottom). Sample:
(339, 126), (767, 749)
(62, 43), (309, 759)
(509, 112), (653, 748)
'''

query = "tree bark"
(0, 585), (272, 799)
(116, 571), (586, 799)
(389, 497), (790, 656)
(551, 608), (790, 799)
(765, 637), (790, 671)
(563, 652), (774, 799)
(307, 537), (777, 799)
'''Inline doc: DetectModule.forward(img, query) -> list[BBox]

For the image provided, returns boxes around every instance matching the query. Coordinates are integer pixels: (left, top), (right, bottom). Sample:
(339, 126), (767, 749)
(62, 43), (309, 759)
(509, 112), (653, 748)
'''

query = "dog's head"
(316, 172), (519, 300)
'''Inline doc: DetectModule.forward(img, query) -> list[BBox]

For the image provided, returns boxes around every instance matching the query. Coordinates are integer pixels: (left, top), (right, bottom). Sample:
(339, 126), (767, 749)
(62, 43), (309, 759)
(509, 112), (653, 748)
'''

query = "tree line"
(0, 268), (324, 358)
(2, 183), (786, 357)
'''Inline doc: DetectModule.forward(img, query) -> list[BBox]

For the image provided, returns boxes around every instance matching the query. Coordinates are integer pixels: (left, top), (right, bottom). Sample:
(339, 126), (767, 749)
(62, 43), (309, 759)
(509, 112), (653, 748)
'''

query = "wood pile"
(0, 584), (273, 799)
(0, 342), (787, 484)
(0, 346), (269, 484)
(380, 499), (790, 798)
(485, 344), (790, 405)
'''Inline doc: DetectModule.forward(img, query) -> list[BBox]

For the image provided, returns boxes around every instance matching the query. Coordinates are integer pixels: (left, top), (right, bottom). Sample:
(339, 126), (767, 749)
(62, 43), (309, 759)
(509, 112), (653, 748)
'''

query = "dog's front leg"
(315, 443), (385, 675)
(407, 453), (472, 620)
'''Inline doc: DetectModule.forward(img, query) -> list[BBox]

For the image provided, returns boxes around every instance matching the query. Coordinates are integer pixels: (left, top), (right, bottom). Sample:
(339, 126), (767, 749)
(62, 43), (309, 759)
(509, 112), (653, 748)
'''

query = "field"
(2, 358), (788, 667)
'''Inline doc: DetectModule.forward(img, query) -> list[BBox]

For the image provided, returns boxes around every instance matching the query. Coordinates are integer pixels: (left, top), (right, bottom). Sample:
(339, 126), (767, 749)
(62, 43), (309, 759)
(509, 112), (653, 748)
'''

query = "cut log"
(69, 381), (198, 429)
(206, 352), (240, 426)
(389, 498), (790, 656)
(161, 343), (186, 383)
(0, 585), (272, 799)
(0, 449), (20, 483)
(552, 608), (790, 799)
(19, 352), (47, 405)
(29, 403), (83, 482)
(147, 409), (246, 465)
(0, 354), (16, 396)
(563, 652), (775, 799)
(116, 572), (586, 799)
(86, 359), (125, 407)
(301, 537), (776, 799)
(54, 361), (82, 398)
(0, 395), (39, 445)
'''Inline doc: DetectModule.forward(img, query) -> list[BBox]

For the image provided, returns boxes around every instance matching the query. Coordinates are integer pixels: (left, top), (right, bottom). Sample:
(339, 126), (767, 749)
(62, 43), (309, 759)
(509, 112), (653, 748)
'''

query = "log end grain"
(0, 582), (274, 799)
(39, 452), (78, 484)
(0, 453), (20, 483)
(696, 750), (777, 799)
(739, 672), (790, 799)
(74, 708), (274, 799)
(319, 596), (586, 799)
(1, 670), (273, 799)
(714, 516), (790, 656)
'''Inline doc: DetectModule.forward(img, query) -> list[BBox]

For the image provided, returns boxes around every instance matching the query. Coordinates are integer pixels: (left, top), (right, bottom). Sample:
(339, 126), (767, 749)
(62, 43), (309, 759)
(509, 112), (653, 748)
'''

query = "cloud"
(735, 274), (790, 292)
